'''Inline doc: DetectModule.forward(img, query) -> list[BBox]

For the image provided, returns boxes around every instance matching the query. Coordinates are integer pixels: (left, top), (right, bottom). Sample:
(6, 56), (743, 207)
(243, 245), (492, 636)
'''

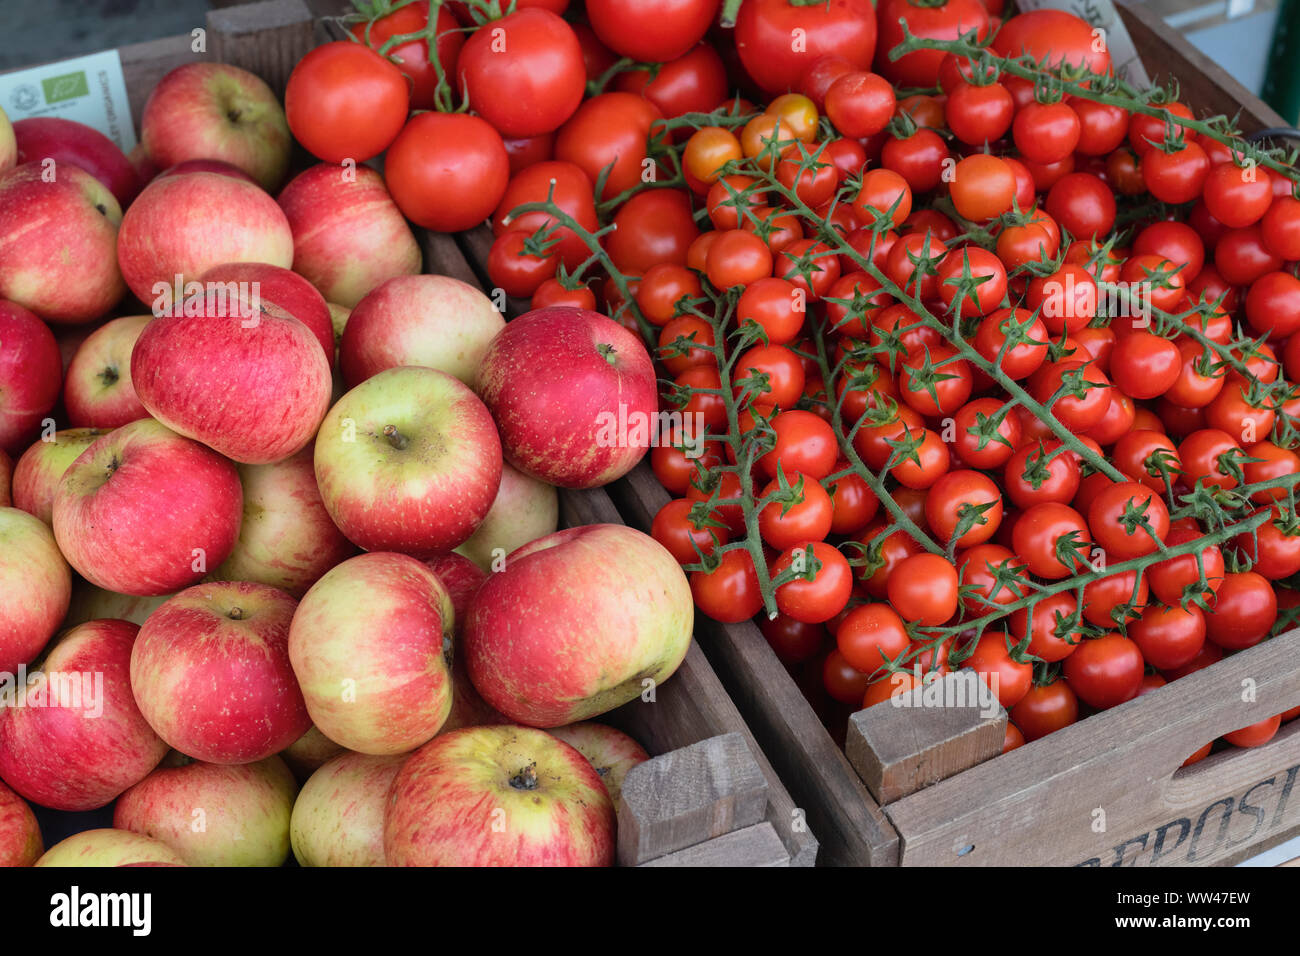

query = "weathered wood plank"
(118, 35), (209, 131)
(638, 822), (790, 867)
(207, 0), (315, 98)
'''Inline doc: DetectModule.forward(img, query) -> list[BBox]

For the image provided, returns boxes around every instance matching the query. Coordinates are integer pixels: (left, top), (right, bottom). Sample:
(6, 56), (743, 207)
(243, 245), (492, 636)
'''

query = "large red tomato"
(615, 44), (729, 119)
(385, 112), (509, 232)
(492, 161), (599, 268)
(876, 0), (990, 88)
(735, 0), (878, 95)
(284, 42), (409, 163)
(351, 1), (464, 111)
(992, 10), (1112, 76)
(555, 93), (663, 202)
(459, 8), (586, 137)
(587, 0), (719, 63)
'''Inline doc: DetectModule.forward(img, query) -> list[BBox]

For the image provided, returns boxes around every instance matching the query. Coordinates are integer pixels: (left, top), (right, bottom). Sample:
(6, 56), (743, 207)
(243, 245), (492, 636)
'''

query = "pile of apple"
(0, 61), (693, 867)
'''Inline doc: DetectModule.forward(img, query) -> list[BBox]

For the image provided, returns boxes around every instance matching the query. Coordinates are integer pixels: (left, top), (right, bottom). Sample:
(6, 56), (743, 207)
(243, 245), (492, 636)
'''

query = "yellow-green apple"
(549, 722), (649, 812)
(289, 751), (404, 867)
(64, 581), (169, 628)
(314, 366), (502, 555)
(339, 274), (503, 388)
(0, 106), (13, 172)
(384, 725), (616, 866)
(288, 552), (454, 754)
(13, 116), (141, 207)
(0, 778), (41, 865)
(209, 445), (355, 597)
(424, 552), (508, 734)
(456, 461), (558, 569)
(130, 283), (332, 465)
(279, 724), (348, 783)
(477, 306), (656, 487)
(141, 63), (291, 192)
(113, 753), (298, 866)
(465, 524), (693, 726)
(277, 164), (421, 308)
(36, 829), (186, 867)
(0, 300), (62, 454)
(12, 428), (109, 523)
(327, 302), (350, 352)
(115, 170), (292, 305)
(201, 261), (334, 362)
(0, 507), (71, 674)
(63, 314), (151, 428)
(52, 419), (242, 596)
(0, 619), (168, 810)
(0, 164), (125, 323)
(130, 581), (310, 764)
(0, 449), (9, 506)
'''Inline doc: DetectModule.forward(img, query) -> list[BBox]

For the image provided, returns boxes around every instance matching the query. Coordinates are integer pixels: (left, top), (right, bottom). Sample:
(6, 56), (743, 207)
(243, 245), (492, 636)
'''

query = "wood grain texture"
(119, 35), (209, 130)
(639, 823), (790, 867)
(207, 0), (315, 97)
(617, 732), (768, 865)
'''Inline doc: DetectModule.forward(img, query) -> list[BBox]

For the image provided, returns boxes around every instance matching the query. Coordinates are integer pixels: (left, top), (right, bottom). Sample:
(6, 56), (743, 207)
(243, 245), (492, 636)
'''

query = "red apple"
(141, 63), (291, 191)
(0, 778), (41, 865)
(13, 116), (141, 207)
(466, 524), (693, 726)
(288, 552), (454, 755)
(290, 752), (404, 867)
(116, 170), (293, 305)
(279, 724), (348, 783)
(277, 163), (421, 308)
(478, 306), (657, 488)
(114, 753), (298, 866)
(130, 281), (332, 464)
(201, 261), (333, 361)
(549, 722), (649, 812)
(424, 551), (488, 623)
(340, 275), (503, 389)
(63, 314), (151, 428)
(314, 366), (502, 556)
(52, 419), (243, 596)
(0, 507), (71, 675)
(456, 461), (558, 569)
(0, 619), (168, 811)
(12, 428), (110, 523)
(35, 829), (186, 867)
(0, 163), (125, 322)
(127, 143), (159, 183)
(155, 158), (257, 183)
(384, 725), (615, 866)
(131, 581), (310, 764)
(0, 299), (62, 455)
(210, 444), (354, 597)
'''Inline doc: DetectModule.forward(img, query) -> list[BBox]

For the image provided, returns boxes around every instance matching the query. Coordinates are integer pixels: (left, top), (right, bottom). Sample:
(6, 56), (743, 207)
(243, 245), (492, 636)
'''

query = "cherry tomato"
(691, 547), (764, 622)
(1011, 678), (1079, 741)
(773, 541), (854, 623)
(352, 2), (464, 112)
(1205, 571), (1277, 650)
(1062, 632), (1145, 710)
(961, 630), (1033, 708)
(1013, 502), (1092, 579)
(836, 603), (910, 675)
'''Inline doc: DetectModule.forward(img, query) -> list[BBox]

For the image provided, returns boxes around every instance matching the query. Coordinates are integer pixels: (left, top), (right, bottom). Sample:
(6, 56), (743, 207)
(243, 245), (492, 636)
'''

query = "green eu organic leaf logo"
(41, 71), (89, 104)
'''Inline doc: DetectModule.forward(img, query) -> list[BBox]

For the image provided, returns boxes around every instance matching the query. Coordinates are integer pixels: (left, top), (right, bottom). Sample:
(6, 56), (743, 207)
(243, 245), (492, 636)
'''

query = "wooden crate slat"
(117, 35), (209, 131)
(207, 0), (316, 99)
(638, 822), (790, 867)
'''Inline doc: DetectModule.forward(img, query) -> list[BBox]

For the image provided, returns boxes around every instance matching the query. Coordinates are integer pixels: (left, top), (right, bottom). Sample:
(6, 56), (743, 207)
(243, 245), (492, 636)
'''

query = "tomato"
(828, 466), (879, 534)
(1162, 338), (1225, 409)
(1028, 359), (1113, 432)
(651, 434), (723, 496)
(1203, 162), (1274, 228)
(487, 230), (558, 297)
(1234, 507), (1300, 581)
(502, 133), (555, 175)
(858, 521), (924, 596)
(1003, 440), (1081, 508)
(1011, 678), (1079, 741)
(992, 9), (1112, 76)
(761, 613), (826, 664)
(675, 366), (728, 431)
(572, 20), (618, 81)
(555, 92), (662, 202)
(1112, 430), (1181, 493)
(775, 240), (842, 300)
(961, 631), (1033, 708)
(686, 465), (744, 534)
(884, 231), (947, 300)
(1087, 481), (1171, 561)
(607, 189), (699, 274)
(736, 277), (805, 344)
(1135, 221), (1205, 283)
(799, 55), (856, 109)
(876, 0), (989, 87)
(921, 470), (1001, 550)
(882, 128), (949, 194)
(852, 169), (912, 228)
(773, 541), (854, 623)
(1082, 568), (1148, 629)
(836, 603), (910, 675)
(587, 0), (717, 63)
(743, 206), (805, 255)
(1177, 428), (1242, 491)
(996, 220), (1055, 270)
(1141, 142), (1211, 204)
(1003, 722), (1026, 752)
(1147, 521), (1224, 607)
(352, 2), (464, 112)
(653, 497), (728, 564)
(1243, 442), (1300, 504)
(706, 175), (760, 230)
(1013, 502), (1092, 579)
(1108, 331), (1181, 402)
(824, 649), (873, 704)
(824, 72), (895, 138)
(657, 316), (716, 376)
(1225, 714), (1282, 748)
(1128, 603), (1205, 671)
(1206, 571), (1277, 650)
(1206, 386), (1274, 445)
(974, 307), (1048, 381)
(949, 154), (1016, 221)
(1245, 271), (1300, 341)
(1261, 195), (1300, 260)
(853, 404), (923, 469)
(758, 473), (833, 550)
(1062, 633), (1144, 710)
(735, 0), (878, 95)
(891, 428), (951, 490)
(684, 126), (743, 184)
(936, 246), (1007, 317)
(959, 543), (1029, 614)
(285, 41), (410, 164)
(1026, 264), (1097, 335)
(705, 230), (772, 289)
(1128, 102), (1193, 157)
(943, 81), (1014, 147)
(1069, 97), (1128, 156)
(691, 548), (764, 622)
(1045, 172), (1116, 239)
(899, 346), (972, 417)
(1013, 101), (1080, 165)
(760, 409), (839, 480)
(950, 398), (1022, 470)
(637, 263), (703, 326)
(1215, 225), (1283, 286)
(531, 278), (596, 311)
(493, 161), (599, 268)
(1009, 591), (1081, 663)
(885, 553), (959, 626)
(385, 112), (509, 232)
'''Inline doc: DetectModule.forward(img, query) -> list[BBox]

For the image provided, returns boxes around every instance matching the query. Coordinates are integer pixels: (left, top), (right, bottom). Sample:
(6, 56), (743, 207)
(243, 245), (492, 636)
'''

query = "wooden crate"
(12, 0), (817, 868)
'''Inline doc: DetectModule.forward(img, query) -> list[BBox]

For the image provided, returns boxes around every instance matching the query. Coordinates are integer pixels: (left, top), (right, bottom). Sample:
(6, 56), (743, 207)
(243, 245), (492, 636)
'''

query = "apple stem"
(596, 342), (618, 367)
(508, 763), (539, 791)
(228, 607), (244, 621)
(382, 425), (408, 450)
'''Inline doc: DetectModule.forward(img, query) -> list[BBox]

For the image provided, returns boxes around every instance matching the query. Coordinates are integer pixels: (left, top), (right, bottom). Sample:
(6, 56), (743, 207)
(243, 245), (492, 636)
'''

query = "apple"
(113, 753), (298, 866)
(290, 752), (404, 867)
(209, 445), (355, 598)
(478, 306), (657, 488)
(0, 779), (41, 866)
(131, 581), (310, 764)
(340, 275), (503, 389)
(289, 552), (454, 755)
(52, 419), (243, 596)
(456, 461), (558, 569)
(424, 551), (488, 623)
(0, 299), (62, 455)
(127, 143), (159, 184)
(201, 261), (334, 362)
(280, 724), (348, 783)
(130, 280), (332, 465)
(384, 725), (616, 866)
(115, 170), (293, 305)
(141, 62), (291, 191)
(36, 829), (186, 867)
(314, 366), (502, 556)
(0, 619), (168, 810)
(466, 524), (693, 726)
(0, 163), (125, 323)
(64, 580), (170, 629)
(63, 314), (151, 428)
(13, 116), (141, 207)
(155, 158), (257, 183)
(549, 722), (649, 812)
(0, 106), (14, 172)
(0, 507), (71, 675)
(327, 302), (350, 352)
(12, 427), (110, 523)
(277, 164), (421, 308)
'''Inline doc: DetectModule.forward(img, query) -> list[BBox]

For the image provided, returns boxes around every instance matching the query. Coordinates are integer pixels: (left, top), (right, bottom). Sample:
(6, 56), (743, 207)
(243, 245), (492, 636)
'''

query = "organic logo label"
(41, 71), (89, 104)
